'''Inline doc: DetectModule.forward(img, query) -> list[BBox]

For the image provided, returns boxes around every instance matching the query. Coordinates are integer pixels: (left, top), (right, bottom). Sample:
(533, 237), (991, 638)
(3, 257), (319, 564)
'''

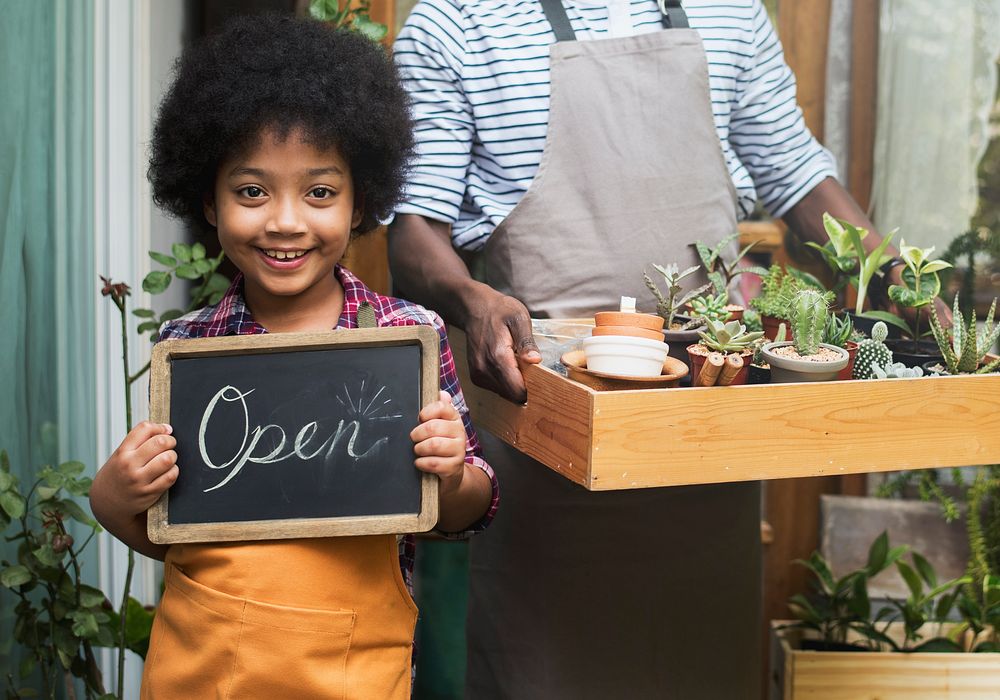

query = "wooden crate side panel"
(788, 652), (1000, 700)
(589, 376), (1000, 490)
(450, 332), (595, 487)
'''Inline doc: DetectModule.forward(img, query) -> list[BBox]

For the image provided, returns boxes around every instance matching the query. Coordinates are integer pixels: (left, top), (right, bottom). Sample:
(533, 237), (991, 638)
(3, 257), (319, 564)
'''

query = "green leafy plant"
(928, 294), (1000, 375)
(308, 0), (388, 42)
(822, 312), (854, 349)
(750, 264), (804, 319)
(871, 362), (925, 379)
(887, 551), (969, 651)
(868, 241), (954, 344)
(697, 319), (763, 353)
(643, 264), (710, 330)
(809, 213), (896, 317)
(687, 292), (731, 324)
(786, 289), (834, 356)
(693, 233), (768, 297)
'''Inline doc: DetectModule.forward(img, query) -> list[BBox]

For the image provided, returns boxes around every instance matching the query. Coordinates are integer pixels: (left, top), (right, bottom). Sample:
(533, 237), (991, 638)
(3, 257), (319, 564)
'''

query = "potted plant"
(693, 232), (768, 321)
(927, 293), (1000, 375)
(822, 312), (859, 380)
(750, 264), (803, 340)
(772, 532), (999, 700)
(643, 263), (711, 368)
(761, 289), (849, 383)
(686, 291), (732, 324)
(686, 319), (763, 386)
(808, 213), (900, 338)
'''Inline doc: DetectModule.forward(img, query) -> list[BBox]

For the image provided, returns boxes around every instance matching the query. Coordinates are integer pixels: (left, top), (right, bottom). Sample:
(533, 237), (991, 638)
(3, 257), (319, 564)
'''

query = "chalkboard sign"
(146, 328), (440, 544)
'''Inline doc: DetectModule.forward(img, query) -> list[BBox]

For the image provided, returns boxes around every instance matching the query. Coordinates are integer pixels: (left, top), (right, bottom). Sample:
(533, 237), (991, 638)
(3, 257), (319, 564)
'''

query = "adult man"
(390, 2), (912, 697)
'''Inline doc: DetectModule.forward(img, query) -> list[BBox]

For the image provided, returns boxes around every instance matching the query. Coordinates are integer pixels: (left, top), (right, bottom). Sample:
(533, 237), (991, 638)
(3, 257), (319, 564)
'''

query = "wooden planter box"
(450, 329), (1000, 491)
(770, 621), (1000, 700)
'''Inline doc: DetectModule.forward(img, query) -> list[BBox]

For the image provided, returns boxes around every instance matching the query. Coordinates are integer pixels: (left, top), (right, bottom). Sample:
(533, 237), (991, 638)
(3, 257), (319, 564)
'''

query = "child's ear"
(203, 194), (218, 228)
(351, 194), (364, 230)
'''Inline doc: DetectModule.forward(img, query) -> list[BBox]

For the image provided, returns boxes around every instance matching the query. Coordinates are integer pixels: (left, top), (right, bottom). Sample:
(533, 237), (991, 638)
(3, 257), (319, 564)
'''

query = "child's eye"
(239, 185), (265, 198)
(309, 187), (333, 199)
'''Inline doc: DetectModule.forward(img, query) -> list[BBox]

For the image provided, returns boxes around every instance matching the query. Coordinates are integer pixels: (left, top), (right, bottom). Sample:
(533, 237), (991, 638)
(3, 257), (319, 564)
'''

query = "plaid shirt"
(158, 265), (498, 591)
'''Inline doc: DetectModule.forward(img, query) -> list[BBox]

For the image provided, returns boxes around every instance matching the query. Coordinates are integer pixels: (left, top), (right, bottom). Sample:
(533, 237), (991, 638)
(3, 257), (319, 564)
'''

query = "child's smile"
(204, 127), (362, 331)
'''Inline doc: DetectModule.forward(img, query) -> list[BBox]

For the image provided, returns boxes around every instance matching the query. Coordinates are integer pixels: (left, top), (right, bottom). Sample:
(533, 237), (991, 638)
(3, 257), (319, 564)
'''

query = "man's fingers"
(506, 313), (541, 364)
(119, 421), (172, 453)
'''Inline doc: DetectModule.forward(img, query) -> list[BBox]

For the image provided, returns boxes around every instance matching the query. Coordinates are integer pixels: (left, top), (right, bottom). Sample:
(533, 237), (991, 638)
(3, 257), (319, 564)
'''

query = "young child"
(89, 15), (498, 699)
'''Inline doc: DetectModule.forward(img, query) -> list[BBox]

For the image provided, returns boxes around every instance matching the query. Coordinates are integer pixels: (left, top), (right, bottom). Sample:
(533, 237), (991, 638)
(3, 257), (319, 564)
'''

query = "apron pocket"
(229, 597), (356, 700)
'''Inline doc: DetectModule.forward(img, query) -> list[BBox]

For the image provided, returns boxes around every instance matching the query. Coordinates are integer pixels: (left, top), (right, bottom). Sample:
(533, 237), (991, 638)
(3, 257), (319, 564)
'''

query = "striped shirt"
(157, 265), (499, 592)
(394, 0), (837, 251)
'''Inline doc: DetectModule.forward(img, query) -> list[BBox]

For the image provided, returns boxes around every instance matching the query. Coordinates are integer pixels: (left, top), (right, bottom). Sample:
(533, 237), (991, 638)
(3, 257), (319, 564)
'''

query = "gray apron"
(468, 2), (762, 698)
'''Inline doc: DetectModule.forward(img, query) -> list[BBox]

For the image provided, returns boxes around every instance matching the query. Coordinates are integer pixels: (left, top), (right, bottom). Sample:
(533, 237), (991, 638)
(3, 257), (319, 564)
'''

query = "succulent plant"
(787, 289), (834, 356)
(698, 319), (764, 353)
(872, 361), (925, 379)
(853, 321), (893, 379)
(688, 292), (731, 324)
(929, 294), (1000, 375)
(751, 264), (804, 319)
(823, 312), (854, 349)
(644, 263), (711, 329)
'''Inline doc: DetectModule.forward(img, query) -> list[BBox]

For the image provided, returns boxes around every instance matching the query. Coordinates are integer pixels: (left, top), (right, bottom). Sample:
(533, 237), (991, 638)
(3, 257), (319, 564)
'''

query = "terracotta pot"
(593, 311), (664, 331)
(686, 344), (752, 386)
(725, 304), (745, 322)
(591, 325), (666, 341)
(836, 340), (859, 380)
(761, 314), (786, 341)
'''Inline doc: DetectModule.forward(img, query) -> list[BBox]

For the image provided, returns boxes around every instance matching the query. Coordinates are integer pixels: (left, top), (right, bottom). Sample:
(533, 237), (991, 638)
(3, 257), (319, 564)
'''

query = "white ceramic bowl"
(582, 335), (670, 378)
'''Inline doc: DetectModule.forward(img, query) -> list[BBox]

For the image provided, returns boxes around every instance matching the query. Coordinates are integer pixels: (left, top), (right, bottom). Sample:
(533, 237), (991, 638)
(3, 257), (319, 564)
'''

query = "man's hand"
(463, 286), (541, 403)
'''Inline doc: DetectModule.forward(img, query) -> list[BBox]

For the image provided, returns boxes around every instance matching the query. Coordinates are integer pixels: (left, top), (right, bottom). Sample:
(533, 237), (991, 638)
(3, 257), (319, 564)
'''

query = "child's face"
(204, 128), (361, 312)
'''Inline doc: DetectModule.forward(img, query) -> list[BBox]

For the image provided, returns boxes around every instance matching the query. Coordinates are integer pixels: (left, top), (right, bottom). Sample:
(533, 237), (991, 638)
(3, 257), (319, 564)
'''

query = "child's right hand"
(91, 422), (179, 523)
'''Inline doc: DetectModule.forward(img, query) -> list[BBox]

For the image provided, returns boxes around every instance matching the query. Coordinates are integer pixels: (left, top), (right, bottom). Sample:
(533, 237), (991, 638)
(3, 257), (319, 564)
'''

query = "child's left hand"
(410, 391), (467, 492)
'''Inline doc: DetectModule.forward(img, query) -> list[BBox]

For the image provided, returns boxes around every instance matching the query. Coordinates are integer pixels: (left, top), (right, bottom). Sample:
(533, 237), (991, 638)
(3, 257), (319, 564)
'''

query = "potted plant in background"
(927, 294), (1000, 375)
(808, 213), (899, 338)
(867, 241), (952, 366)
(686, 319), (763, 386)
(643, 263), (711, 369)
(693, 233), (768, 321)
(761, 289), (849, 383)
(822, 311), (859, 380)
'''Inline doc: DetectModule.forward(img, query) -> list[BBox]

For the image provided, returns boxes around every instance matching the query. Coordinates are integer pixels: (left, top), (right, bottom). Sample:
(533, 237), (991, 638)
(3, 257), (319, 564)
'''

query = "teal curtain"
(0, 0), (94, 684)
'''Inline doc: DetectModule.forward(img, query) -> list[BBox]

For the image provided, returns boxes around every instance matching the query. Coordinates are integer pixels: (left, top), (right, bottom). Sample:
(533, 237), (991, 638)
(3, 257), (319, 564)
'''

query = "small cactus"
(853, 321), (893, 379)
(872, 361), (924, 379)
(697, 319), (764, 353)
(788, 289), (833, 356)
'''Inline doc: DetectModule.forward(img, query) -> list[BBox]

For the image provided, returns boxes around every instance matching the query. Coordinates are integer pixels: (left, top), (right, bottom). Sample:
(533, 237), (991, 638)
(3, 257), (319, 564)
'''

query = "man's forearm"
(782, 177), (900, 258)
(388, 214), (493, 329)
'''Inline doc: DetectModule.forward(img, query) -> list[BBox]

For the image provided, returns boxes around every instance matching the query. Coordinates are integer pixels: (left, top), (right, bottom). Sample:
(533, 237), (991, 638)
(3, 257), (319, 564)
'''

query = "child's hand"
(91, 422), (179, 524)
(410, 391), (467, 492)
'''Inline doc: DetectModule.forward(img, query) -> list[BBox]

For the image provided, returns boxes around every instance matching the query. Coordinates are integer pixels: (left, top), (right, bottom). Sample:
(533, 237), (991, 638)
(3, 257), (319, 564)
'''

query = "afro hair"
(148, 13), (413, 236)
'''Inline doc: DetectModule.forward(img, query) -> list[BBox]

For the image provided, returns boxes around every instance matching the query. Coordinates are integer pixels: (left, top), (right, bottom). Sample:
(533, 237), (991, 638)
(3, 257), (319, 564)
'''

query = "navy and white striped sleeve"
(728, 0), (837, 217)
(393, 0), (474, 224)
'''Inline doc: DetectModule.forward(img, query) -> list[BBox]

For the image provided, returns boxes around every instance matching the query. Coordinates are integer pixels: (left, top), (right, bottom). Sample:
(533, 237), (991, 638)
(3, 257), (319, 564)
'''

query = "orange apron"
(141, 536), (417, 699)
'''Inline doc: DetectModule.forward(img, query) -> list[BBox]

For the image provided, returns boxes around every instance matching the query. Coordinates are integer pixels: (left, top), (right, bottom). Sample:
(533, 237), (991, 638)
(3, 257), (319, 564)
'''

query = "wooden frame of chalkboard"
(146, 327), (440, 544)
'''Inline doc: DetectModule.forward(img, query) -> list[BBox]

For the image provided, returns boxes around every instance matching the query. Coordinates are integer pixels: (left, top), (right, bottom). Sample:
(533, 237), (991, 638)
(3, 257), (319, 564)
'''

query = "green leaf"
(148, 251), (176, 267)
(866, 531), (890, 574)
(209, 291), (225, 305)
(172, 242), (192, 263)
(19, 654), (35, 679)
(124, 597), (155, 659)
(896, 560), (923, 599)
(143, 270), (172, 294)
(35, 485), (60, 501)
(1, 565), (32, 588)
(137, 321), (161, 334)
(78, 584), (107, 608)
(193, 258), (212, 275)
(911, 552), (937, 588)
(351, 14), (389, 41)
(175, 263), (200, 280)
(159, 308), (184, 323)
(32, 544), (64, 567)
(191, 242), (206, 260)
(858, 310), (911, 336)
(69, 609), (99, 639)
(1, 449), (9, 472)
(0, 470), (12, 491)
(59, 498), (97, 526)
(58, 461), (85, 476)
(206, 272), (230, 293)
(132, 307), (156, 318)
(0, 490), (26, 519)
(888, 285), (920, 308)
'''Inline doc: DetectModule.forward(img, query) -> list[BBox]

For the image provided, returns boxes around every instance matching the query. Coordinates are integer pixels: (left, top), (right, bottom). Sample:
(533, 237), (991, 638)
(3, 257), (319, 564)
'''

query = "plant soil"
(770, 345), (845, 363)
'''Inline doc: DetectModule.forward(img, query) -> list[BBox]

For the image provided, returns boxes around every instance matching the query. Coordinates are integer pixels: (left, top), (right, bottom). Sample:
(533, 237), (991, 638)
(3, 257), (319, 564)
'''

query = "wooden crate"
(450, 329), (1000, 491)
(770, 622), (1000, 700)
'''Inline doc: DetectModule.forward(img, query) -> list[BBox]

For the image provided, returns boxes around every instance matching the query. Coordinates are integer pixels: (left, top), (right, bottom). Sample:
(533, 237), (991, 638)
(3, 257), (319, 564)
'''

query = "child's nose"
(266, 195), (306, 235)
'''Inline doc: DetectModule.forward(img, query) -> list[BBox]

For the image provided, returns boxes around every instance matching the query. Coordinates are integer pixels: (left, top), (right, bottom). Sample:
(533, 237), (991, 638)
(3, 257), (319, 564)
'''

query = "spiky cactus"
(698, 319), (764, 353)
(789, 289), (832, 356)
(644, 263), (711, 329)
(688, 292), (731, 324)
(853, 321), (893, 379)
(929, 293), (1000, 374)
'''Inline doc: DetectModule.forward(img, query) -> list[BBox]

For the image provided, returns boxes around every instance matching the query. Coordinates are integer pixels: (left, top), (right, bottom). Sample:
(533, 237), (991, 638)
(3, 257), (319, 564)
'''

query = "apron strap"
(539, 0), (689, 42)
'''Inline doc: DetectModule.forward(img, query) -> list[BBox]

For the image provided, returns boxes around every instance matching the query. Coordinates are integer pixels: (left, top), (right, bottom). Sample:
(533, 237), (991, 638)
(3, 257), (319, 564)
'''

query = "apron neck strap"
(539, 0), (689, 42)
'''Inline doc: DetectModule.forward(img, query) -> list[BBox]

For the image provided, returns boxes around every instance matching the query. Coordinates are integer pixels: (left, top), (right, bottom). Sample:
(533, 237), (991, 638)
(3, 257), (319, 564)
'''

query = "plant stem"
(128, 360), (150, 386)
(114, 296), (135, 700)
